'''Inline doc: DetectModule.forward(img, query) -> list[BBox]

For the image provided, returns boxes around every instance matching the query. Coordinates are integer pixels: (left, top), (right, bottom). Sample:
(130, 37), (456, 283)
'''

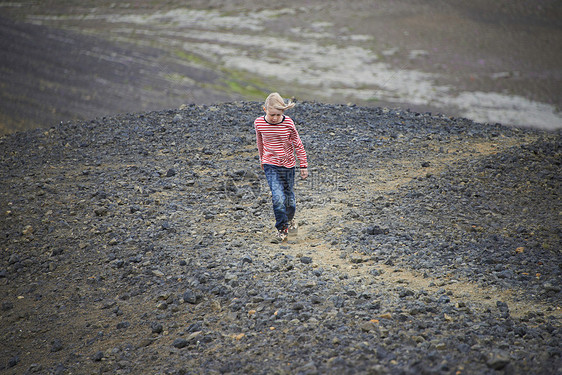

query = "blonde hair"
(264, 92), (295, 111)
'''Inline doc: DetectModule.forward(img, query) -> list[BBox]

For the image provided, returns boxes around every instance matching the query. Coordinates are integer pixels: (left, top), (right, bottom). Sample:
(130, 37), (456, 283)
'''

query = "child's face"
(264, 106), (284, 124)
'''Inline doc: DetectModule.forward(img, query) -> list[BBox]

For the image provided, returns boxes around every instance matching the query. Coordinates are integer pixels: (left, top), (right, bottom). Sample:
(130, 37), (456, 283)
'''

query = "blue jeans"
(263, 164), (296, 231)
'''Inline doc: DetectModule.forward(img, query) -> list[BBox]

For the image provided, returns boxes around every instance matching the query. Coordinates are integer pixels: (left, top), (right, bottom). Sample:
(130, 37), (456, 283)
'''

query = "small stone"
(384, 256), (398, 266)
(370, 268), (384, 276)
(398, 288), (415, 298)
(156, 302), (168, 310)
(299, 361), (318, 373)
(350, 254), (364, 264)
(8, 254), (20, 264)
(182, 290), (198, 304)
(137, 338), (154, 348)
(8, 356), (19, 368)
(172, 338), (188, 349)
(94, 207), (108, 216)
(151, 322), (163, 334)
(435, 342), (447, 350)
(92, 351), (104, 362)
(438, 295), (450, 303)
(27, 363), (43, 373)
(2, 301), (14, 311)
(51, 248), (64, 256)
(304, 280), (317, 288)
(365, 225), (388, 236)
(543, 282), (561, 293)
(241, 255), (253, 264)
(496, 301), (510, 318)
(186, 331), (202, 343)
(116, 321), (130, 329)
(496, 269), (514, 279)
(51, 339), (63, 352)
(300, 256), (313, 264)
(486, 350), (510, 370)
(360, 321), (378, 332)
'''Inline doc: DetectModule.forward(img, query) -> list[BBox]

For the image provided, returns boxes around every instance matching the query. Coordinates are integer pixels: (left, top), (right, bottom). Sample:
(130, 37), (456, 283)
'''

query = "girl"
(254, 93), (308, 243)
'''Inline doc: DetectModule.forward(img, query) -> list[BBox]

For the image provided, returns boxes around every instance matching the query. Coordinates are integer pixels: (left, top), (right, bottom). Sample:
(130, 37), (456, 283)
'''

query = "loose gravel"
(0, 102), (560, 374)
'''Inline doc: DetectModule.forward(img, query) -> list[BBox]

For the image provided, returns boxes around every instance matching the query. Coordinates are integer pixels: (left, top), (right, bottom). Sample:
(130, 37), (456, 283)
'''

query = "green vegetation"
(173, 49), (271, 99)
(223, 79), (265, 98)
(225, 70), (271, 98)
(174, 50), (208, 66)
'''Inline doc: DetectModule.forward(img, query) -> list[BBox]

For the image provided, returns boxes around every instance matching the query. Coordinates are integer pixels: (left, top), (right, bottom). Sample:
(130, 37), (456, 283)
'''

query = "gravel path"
(0, 102), (560, 374)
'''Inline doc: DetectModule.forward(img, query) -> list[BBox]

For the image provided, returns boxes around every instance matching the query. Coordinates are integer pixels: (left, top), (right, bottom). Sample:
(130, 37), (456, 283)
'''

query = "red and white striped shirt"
(254, 115), (307, 169)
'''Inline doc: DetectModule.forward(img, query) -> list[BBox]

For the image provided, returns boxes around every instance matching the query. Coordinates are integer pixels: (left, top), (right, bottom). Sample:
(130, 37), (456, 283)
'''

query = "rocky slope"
(0, 102), (560, 374)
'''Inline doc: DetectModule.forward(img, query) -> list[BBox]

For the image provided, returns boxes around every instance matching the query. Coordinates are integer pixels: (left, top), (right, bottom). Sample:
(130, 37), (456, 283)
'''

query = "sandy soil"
(1, 0), (561, 134)
(282, 134), (554, 320)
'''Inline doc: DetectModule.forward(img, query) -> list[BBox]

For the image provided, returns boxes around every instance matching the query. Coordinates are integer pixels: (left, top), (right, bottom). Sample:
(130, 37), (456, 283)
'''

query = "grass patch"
(174, 50), (208, 66)
(200, 68), (270, 100)
(172, 50), (271, 99)
(223, 79), (265, 98)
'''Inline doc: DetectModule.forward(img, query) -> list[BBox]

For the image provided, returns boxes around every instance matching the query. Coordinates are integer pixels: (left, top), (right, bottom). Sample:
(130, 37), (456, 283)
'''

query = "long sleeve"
(255, 122), (264, 164)
(291, 126), (307, 168)
(254, 115), (307, 169)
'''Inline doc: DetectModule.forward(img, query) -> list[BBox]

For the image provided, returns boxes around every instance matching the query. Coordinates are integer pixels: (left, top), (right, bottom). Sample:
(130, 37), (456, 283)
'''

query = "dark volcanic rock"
(0, 102), (560, 374)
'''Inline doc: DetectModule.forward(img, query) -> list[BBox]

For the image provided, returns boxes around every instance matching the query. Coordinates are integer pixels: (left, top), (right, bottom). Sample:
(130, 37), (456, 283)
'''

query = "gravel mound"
(0, 102), (560, 374)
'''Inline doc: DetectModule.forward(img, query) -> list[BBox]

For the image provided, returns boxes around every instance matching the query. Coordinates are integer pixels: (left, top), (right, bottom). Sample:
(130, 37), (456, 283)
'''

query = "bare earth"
(1, 101), (560, 373)
(1, 0), (561, 134)
(1, 1), (561, 373)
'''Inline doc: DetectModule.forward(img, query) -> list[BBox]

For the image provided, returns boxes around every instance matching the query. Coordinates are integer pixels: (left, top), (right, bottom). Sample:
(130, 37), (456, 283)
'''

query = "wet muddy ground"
(1, 0), (561, 134)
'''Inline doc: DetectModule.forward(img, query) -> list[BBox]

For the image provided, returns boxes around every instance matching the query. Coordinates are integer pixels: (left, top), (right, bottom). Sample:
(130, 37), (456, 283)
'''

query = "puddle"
(443, 91), (562, 129)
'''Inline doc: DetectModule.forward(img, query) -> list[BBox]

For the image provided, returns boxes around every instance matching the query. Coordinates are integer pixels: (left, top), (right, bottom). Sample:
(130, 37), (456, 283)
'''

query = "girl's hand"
(300, 168), (309, 179)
